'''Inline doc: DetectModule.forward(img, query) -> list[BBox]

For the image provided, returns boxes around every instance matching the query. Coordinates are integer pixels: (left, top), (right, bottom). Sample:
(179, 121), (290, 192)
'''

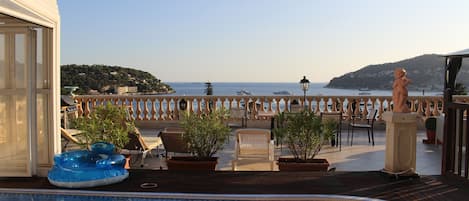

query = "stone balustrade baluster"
(425, 99), (431, 118)
(142, 98), (149, 121)
(363, 98), (369, 117)
(84, 98), (91, 116)
(274, 97), (279, 112)
(127, 98), (135, 120)
(154, 98), (161, 120)
(432, 99), (440, 116)
(331, 97), (337, 112)
(135, 98), (141, 120)
(416, 97), (423, 115)
(165, 98), (171, 120)
(150, 98), (157, 120)
(312, 97), (318, 113)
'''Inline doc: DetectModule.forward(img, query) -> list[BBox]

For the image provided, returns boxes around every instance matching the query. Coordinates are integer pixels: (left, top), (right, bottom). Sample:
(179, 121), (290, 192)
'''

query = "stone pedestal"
(382, 112), (418, 176)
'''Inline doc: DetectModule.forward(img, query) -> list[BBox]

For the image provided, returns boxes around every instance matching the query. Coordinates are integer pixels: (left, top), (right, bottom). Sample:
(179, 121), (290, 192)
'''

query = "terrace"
(70, 94), (451, 173)
(2, 1), (469, 200)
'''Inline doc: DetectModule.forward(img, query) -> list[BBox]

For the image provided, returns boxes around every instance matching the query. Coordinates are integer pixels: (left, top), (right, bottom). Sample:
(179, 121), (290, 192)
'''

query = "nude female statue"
(392, 68), (411, 113)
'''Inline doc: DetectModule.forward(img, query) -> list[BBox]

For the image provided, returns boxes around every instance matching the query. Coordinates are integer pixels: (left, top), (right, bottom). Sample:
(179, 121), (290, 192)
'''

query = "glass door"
(0, 28), (36, 176)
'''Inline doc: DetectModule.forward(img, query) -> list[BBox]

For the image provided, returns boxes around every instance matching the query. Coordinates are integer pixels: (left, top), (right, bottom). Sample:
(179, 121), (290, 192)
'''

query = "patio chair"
(320, 112), (343, 150)
(228, 107), (247, 128)
(348, 109), (377, 146)
(121, 127), (162, 167)
(232, 128), (275, 171)
(159, 128), (191, 158)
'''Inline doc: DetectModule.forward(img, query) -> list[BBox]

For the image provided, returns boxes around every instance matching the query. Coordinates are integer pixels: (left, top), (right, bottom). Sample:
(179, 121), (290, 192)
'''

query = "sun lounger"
(159, 128), (191, 158)
(60, 128), (85, 151)
(121, 127), (162, 167)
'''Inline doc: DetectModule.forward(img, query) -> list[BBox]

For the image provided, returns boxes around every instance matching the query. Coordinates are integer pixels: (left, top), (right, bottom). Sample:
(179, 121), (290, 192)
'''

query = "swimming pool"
(0, 188), (384, 201)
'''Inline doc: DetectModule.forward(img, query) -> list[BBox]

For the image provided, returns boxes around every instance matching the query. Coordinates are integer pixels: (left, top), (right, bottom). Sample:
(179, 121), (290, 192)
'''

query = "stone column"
(382, 112), (418, 176)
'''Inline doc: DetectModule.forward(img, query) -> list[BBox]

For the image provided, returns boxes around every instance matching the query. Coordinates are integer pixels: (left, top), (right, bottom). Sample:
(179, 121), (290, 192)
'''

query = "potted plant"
(72, 102), (136, 152)
(166, 109), (231, 171)
(423, 117), (437, 144)
(275, 110), (337, 171)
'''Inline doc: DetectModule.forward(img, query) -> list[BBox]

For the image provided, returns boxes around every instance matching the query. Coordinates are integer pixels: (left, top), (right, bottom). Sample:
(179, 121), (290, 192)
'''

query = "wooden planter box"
(277, 158), (329, 171)
(166, 156), (218, 171)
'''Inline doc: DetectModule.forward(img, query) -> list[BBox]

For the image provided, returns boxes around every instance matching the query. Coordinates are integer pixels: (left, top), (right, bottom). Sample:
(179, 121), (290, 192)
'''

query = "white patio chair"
(232, 128), (275, 171)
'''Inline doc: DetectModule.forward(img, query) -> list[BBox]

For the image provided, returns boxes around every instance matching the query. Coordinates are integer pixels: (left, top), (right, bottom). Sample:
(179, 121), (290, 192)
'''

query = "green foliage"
(72, 102), (135, 150)
(61, 64), (173, 95)
(425, 117), (437, 131)
(179, 109), (231, 159)
(274, 110), (337, 161)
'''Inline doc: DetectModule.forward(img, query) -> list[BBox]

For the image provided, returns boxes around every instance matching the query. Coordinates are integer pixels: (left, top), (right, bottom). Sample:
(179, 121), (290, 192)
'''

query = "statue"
(392, 68), (411, 113)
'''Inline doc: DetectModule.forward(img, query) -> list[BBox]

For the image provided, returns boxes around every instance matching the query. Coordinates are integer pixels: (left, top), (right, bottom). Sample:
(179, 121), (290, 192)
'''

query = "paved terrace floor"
(136, 125), (442, 175)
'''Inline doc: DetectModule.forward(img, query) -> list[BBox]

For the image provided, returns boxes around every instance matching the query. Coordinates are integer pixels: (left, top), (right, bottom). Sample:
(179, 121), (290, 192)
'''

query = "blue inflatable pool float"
(48, 142), (129, 188)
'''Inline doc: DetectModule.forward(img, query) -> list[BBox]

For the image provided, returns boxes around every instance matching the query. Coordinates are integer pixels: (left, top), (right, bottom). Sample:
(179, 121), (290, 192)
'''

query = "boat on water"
(273, 90), (293, 95)
(237, 89), (252, 95)
(358, 87), (370, 91)
(358, 87), (371, 95)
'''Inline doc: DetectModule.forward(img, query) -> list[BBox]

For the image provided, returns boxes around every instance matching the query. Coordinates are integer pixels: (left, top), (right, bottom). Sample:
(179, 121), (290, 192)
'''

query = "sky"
(59, 0), (469, 83)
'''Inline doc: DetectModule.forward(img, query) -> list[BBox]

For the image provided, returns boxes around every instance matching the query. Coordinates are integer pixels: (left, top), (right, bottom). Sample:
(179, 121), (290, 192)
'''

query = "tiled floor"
(137, 127), (442, 175)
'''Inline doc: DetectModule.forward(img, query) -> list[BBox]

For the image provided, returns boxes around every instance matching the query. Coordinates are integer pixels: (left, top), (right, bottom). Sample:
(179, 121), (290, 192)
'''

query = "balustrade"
(74, 95), (450, 122)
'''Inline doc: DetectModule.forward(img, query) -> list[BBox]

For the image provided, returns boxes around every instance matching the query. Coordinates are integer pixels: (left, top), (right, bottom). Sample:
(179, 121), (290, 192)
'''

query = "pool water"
(0, 188), (383, 201)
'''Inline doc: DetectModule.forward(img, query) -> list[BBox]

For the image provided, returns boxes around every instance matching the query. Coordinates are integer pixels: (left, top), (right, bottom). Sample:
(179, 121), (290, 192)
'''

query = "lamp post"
(300, 76), (310, 108)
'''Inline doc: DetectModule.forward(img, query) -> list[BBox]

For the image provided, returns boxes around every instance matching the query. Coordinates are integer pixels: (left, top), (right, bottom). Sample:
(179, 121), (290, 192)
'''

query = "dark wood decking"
(1, 170), (469, 200)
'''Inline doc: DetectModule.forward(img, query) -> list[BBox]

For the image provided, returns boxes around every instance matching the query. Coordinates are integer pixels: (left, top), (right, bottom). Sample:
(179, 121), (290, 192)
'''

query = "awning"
(0, 0), (59, 28)
(444, 48), (469, 58)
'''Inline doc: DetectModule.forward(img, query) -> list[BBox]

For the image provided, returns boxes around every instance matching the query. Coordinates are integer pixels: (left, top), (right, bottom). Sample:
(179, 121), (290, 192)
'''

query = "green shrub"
(425, 117), (437, 131)
(179, 109), (231, 160)
(72, 102), (135, 150)
(274, 110), (337, 161)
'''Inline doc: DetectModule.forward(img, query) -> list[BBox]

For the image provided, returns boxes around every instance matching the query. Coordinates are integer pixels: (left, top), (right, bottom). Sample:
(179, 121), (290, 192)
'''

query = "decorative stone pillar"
(382, 112), (419, 176)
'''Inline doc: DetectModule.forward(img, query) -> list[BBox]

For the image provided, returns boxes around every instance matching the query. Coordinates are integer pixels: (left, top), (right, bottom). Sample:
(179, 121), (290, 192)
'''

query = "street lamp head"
(300, 76), (310, 91)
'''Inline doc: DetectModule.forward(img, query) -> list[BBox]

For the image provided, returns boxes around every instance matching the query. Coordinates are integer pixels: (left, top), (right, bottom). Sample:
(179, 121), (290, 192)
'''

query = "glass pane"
(0, 95), (28, 174)
(0, 34), (4, 89)
(0, 96), (7, 145)
(15, 95), (28, 151)
(15, 34), (26, 89)
(37, 94), (50, 164)
(36, 29), (47, 89)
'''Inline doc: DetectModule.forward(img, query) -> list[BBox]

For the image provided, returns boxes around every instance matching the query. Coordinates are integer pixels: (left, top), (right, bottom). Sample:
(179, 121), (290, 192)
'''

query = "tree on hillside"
(60, 64), (173, 95)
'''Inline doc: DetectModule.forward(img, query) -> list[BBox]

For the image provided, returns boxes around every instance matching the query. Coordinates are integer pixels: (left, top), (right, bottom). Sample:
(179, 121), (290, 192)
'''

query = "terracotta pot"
(166, 156), (218, 171)
(277, 158), (329, 171)
(423, 130), (436, 144)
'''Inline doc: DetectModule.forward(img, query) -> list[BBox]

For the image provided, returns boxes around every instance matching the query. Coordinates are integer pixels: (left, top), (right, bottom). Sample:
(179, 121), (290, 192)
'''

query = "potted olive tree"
(166, 109), (231, 171)
(275, 110), (337, 171)
(72, 102), (135, 151)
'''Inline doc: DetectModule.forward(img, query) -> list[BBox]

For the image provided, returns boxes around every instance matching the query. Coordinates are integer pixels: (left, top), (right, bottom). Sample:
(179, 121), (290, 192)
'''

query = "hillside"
(61, 64), (173, 95)
(325, 54), (469, 91)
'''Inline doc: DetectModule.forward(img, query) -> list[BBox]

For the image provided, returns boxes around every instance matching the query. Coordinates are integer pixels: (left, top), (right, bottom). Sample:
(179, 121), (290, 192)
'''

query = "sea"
(167, 82), (440, 96)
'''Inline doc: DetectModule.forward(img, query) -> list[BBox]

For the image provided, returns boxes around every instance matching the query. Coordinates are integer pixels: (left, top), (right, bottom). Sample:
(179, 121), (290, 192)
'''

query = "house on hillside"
(117, 86), (138, 94)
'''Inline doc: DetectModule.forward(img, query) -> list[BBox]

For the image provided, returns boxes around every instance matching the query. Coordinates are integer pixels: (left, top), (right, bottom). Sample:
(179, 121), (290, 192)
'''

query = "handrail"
(73, 95), (451, 122)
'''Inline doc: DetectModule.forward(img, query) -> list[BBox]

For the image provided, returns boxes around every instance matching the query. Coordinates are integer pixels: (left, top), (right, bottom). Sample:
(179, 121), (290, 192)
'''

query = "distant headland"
(326, 53), (469, 91)
(61, 64), (174, 95)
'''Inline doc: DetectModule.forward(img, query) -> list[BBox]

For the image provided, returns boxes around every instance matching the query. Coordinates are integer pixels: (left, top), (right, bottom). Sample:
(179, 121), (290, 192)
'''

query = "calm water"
(0, 189), (383, 201)
(167, 82), (440, 96)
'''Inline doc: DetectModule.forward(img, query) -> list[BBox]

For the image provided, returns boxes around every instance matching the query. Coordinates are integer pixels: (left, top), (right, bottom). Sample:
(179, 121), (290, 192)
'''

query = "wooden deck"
(1, 170), (469, 201)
